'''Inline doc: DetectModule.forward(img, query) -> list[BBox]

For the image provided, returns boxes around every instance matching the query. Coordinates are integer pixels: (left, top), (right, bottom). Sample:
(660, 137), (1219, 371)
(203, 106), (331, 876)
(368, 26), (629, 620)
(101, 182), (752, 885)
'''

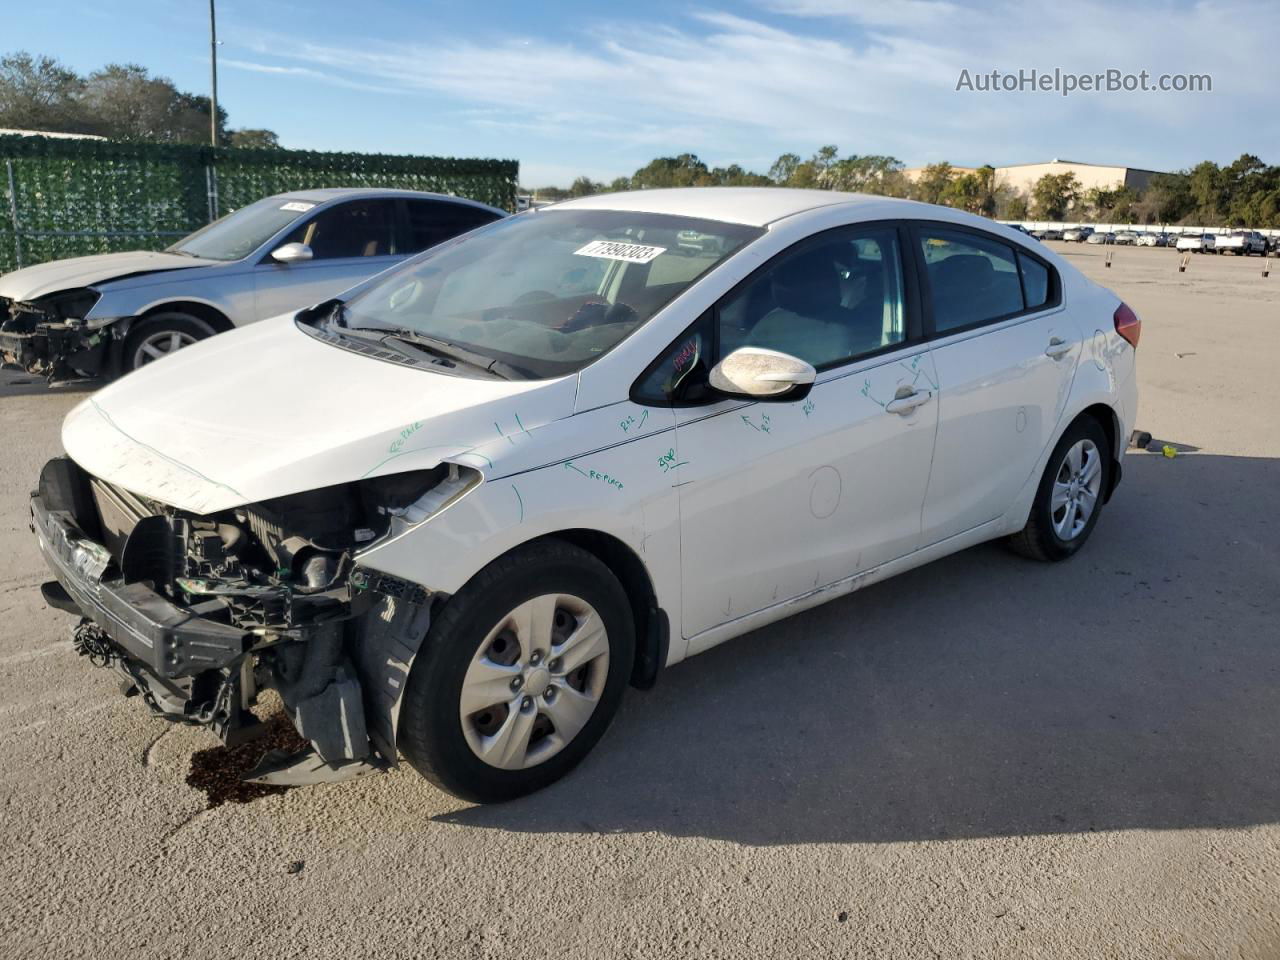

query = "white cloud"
(229, 1), (1280, 178)
(220, 58), (403, 95)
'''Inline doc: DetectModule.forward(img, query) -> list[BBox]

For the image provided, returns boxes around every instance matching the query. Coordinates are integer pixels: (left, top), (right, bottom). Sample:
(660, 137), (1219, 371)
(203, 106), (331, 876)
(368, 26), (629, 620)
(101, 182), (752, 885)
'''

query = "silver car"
(0, 188), (507, 380)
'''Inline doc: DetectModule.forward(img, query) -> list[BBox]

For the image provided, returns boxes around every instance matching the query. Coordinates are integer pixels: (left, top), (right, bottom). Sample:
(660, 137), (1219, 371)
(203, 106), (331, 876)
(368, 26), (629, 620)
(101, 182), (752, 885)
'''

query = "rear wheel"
(122, 312), (212, 372)
(1008, 417), (1110, 562)
(399, 540), (634, 803)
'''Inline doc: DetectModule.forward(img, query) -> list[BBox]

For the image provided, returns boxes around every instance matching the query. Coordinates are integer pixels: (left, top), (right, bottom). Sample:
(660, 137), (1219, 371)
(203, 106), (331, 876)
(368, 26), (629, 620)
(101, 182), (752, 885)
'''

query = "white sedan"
(32, 188), (1140, 802)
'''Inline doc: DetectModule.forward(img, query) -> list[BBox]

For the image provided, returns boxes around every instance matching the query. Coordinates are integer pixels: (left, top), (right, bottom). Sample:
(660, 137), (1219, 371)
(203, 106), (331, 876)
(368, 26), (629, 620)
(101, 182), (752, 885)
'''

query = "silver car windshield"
(168, 196), (317, 261)
(339, 209), (763, 379)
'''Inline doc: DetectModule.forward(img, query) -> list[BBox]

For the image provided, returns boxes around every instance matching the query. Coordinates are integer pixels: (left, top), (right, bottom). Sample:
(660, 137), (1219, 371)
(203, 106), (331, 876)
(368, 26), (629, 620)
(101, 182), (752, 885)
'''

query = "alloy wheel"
(1051, 438), (1102, 540)
(133, 329), (197, 368)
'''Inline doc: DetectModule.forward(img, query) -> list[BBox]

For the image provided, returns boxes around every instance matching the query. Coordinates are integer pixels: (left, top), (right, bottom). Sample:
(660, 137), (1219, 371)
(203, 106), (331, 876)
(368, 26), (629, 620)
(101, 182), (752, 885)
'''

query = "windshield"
(169, 196), (318, 261)
(338, 209), (762, 379)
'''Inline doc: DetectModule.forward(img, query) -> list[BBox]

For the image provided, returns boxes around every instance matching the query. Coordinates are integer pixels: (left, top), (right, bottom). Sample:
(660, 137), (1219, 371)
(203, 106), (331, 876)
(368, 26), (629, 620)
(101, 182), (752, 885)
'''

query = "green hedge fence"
(0, 135), (518, 273)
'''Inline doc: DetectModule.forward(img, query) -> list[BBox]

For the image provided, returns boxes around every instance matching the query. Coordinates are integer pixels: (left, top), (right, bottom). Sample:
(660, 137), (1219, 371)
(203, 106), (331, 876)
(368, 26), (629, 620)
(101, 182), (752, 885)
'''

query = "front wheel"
(1008, 417), (1111, 562)
(122, 312), (212, 373)
(399, 540), (635, 802)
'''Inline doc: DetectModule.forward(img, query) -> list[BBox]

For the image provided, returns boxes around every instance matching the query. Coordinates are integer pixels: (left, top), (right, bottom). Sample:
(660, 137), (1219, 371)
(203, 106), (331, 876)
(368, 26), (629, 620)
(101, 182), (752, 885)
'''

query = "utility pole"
(209, 0), (219, 147)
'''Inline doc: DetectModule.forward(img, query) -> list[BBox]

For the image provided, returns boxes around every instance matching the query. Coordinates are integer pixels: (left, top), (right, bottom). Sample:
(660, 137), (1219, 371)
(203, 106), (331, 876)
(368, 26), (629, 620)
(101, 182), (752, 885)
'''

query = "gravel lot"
(2, 245), (1278, 959)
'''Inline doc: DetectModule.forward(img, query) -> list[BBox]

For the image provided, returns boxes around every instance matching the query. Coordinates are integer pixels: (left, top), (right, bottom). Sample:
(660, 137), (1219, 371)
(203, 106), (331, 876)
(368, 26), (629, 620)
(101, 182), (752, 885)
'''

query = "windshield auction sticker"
(280, 201), (316, 212)
(574, 240), (667, 263)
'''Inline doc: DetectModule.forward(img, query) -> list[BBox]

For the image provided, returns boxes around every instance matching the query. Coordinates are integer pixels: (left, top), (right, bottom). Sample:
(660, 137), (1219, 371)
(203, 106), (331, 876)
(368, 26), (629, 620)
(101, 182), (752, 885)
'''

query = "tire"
(399, 540), (635, 803)
(1007, 417), (1111, 562)
(122, 312), (212, 373)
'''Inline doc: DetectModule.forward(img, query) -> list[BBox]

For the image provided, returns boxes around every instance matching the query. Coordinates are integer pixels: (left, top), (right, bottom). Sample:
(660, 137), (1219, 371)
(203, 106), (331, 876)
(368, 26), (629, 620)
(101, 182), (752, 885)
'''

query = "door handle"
(1045, 337), (1072, 359)
(885, 389), (933, 415)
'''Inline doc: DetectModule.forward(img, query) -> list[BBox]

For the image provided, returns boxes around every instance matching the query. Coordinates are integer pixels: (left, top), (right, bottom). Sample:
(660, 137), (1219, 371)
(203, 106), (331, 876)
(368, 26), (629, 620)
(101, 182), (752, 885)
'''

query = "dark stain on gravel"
(186, 712), (307, 808)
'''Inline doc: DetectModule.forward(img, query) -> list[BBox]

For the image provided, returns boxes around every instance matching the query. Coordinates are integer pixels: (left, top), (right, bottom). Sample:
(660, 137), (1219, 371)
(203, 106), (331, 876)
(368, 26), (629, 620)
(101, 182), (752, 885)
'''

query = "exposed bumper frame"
(31, 490), (249, 682)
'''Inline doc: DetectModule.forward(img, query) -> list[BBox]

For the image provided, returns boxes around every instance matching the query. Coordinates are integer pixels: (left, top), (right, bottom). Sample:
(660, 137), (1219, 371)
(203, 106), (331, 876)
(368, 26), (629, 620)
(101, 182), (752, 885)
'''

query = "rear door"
(253, 198), (402, 318)
(913, 223), (1082, 545)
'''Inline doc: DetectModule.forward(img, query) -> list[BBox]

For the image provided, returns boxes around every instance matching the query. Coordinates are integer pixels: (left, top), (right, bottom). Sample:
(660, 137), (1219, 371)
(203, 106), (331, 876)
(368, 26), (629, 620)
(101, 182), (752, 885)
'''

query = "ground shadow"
(438, 452), (1280, 845)
(0, 368), (99, 398)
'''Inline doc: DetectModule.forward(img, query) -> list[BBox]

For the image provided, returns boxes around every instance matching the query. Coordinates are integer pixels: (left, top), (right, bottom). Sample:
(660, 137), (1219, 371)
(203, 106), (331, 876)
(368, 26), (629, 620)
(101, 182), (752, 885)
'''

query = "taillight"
(1114, 302), (1141, 348)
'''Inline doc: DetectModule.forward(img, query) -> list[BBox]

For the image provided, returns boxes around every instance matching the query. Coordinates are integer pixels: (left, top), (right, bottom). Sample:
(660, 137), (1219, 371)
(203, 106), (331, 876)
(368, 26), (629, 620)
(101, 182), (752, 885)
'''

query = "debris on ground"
(1162, 444), (1178, 458)
(186, 712), (308, 808)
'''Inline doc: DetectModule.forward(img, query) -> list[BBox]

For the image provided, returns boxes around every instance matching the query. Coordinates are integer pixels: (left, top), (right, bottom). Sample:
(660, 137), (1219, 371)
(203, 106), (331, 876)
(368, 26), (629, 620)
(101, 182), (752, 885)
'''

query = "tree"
(912, 162), (956, 205)
(709, 163), (771, 186)
(608, 176), (632, 192)
(1186, 161), (1224, 223)
(768, 153), (800, 185)
(1030, 172), (1081, 219)
(630, 153), (716, 189)
(0, 51), (91, 133)
(0, 50), (275, 145)
(229, 128), (280, 149)
(821, 154), (908, 195)
(996, 189), (1029, 221)
(567, 176), (603, 197)
(1131, 174), (1185, 223)
(79, 64), (227, 143)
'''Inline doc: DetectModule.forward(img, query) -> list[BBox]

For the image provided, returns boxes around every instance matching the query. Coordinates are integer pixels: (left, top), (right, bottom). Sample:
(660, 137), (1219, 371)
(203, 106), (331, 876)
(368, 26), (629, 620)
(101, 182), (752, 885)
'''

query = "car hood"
(61, 315), (579, 514)
(0, 250), (218, 302)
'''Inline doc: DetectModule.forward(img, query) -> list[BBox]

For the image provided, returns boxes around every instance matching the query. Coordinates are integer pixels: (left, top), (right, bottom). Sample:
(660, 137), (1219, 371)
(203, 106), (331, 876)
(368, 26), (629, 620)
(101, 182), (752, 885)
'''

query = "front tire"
(1008, 417), (1111, 562)
(399, 540), (635, 803)
(122, 312), (212, 373)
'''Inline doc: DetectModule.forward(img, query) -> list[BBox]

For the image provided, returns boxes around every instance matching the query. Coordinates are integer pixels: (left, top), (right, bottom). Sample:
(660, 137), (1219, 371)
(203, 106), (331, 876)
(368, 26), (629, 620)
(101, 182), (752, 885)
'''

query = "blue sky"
(9, 0), (1279, 186)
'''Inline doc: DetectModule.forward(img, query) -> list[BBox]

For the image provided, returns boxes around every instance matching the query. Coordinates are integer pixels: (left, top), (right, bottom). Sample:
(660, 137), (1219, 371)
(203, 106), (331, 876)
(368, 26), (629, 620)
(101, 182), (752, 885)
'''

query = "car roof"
(546, 187), (930, 227)
(274, 187), (507, 214)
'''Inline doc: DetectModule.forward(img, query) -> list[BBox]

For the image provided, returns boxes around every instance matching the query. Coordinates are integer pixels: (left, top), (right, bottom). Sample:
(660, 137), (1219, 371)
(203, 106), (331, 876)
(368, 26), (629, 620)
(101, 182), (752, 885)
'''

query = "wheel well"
(533, 529), (668, 690)
(137, 301), (233, 335)
(1074, 403), (1122, 501)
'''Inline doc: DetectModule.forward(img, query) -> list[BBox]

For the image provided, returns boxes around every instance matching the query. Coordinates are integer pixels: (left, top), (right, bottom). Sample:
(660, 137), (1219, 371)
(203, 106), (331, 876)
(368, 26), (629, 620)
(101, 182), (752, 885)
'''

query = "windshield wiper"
(345, 325), (527, 380)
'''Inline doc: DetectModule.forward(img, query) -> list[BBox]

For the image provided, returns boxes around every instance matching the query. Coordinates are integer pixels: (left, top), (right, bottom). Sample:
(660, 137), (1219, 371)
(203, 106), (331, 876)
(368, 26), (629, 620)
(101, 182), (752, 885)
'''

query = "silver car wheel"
(459, 593), (610, 771)
(1050, 438), (1102, 541)
(133, 329), (197, 368)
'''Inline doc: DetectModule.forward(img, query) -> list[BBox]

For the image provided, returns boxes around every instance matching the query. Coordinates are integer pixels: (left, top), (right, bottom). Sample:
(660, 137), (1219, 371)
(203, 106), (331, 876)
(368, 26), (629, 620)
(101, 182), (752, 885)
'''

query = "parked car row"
(16, 187), (1141, 802)
(1026, 225), (1277, 254)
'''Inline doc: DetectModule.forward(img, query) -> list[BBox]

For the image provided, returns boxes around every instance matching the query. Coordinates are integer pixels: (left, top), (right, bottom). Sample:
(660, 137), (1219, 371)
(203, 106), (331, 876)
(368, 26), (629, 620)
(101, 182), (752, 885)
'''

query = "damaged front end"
(31, 456), (478, 785)
(0, 290), (113, 380)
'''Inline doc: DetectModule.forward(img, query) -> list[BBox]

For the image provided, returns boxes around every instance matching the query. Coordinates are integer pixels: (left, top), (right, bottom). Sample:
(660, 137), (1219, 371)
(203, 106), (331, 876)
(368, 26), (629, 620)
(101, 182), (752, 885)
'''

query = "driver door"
(653, 224), (939, 647)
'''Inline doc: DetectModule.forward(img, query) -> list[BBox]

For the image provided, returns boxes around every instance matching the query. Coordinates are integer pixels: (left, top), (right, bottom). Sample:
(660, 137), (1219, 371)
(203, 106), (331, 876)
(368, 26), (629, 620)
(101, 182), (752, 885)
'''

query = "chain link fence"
(0, 135), (519, 273)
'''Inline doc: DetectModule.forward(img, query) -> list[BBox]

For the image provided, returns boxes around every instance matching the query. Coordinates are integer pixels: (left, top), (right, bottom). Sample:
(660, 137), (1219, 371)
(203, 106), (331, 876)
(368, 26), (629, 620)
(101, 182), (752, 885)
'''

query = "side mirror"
(708, 346), (816, 401)
(271, 242), (313, 264)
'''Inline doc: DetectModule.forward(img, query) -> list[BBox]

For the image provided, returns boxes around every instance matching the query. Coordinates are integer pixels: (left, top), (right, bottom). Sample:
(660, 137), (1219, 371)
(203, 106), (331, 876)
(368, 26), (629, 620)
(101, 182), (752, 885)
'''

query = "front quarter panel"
(87, 264), (257, 326)
(356, 400), (688, 662)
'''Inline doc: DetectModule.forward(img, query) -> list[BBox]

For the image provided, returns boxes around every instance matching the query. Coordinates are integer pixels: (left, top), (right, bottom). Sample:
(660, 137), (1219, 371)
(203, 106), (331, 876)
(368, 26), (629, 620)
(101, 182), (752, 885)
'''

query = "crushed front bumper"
(0, 295), (113, 378)
(0, 323), (111, 378)
(29, 458), (438, 785)
(32, 479), (261, 741)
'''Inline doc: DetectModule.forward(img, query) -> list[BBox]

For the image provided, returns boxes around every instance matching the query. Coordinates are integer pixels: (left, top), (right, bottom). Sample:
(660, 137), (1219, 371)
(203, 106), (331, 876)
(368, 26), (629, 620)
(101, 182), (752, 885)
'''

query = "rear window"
(920, 227), (1057, 333)
(405, 200), (504, 253)
(920, 229), (1024, 332)
(1018, 252), (1050, 309)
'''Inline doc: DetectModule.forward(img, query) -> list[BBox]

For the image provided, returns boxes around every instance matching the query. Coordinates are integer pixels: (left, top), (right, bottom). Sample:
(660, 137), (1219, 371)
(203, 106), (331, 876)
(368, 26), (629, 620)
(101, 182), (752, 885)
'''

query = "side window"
(1018, 252), (1050, 309)
(404, 200), (502, 253)
(718, 227), (906, 370)
(283, 200), (396, 259)
(919, 228), (1024, 332)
